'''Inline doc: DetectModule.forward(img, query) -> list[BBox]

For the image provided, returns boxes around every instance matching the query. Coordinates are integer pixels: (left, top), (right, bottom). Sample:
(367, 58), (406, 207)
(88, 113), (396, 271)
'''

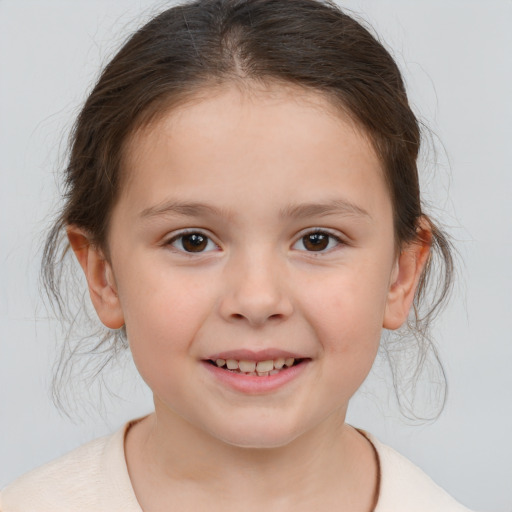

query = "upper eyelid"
(292, 227), (345, 242)
(165, 228), (217, 242)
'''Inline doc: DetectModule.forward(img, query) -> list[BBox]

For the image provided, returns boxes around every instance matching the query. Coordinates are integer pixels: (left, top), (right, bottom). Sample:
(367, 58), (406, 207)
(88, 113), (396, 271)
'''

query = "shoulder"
(0, 422), (140, 512)
(364, 432), (476, 512)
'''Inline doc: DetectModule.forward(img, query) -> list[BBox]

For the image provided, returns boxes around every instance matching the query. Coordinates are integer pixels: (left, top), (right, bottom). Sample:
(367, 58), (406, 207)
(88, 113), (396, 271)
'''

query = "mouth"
(205, 357), (307, 377)
(202, 352), (311, 393)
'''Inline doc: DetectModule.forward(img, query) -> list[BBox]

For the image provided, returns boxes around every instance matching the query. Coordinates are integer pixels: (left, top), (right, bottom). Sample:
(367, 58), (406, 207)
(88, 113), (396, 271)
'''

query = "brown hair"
(43, 0), (453, 419)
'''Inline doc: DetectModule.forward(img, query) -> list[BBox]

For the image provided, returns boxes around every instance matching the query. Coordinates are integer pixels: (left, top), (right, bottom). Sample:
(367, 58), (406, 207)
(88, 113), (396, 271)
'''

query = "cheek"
(297, 260), (391, 361)
(304, 283), (383, 403)
(115, 263), (215, 377)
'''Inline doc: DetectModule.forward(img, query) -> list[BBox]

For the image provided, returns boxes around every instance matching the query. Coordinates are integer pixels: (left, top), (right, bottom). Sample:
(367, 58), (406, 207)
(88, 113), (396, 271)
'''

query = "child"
(0, 0), (476, 510)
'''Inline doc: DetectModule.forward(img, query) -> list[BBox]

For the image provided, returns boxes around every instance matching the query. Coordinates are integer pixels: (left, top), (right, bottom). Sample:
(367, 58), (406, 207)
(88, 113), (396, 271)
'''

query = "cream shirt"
(1, 420), (475, 512)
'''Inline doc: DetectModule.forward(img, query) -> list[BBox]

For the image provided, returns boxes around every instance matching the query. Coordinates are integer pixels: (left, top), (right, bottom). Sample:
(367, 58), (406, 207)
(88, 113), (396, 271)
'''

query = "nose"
(218, 248), (293, 327)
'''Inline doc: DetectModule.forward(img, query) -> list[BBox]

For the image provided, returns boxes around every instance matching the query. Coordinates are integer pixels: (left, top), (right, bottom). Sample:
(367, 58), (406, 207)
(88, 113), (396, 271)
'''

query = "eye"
(168, 232), (218, 253)
(292, 230), (343, 252)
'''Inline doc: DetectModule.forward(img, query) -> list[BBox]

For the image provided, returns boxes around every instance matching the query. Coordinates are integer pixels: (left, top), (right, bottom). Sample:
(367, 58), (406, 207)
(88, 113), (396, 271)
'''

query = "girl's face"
(77, 83), (426, 448)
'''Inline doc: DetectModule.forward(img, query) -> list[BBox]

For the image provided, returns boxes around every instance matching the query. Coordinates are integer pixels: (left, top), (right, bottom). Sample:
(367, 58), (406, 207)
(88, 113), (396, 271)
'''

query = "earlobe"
(383, 222), (432, 330)
(66, 226), (125, 330)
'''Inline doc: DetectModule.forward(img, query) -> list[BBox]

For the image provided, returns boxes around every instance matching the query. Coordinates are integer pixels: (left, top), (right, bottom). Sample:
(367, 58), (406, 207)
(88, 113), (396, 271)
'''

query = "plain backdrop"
(1, 1), (511, 510)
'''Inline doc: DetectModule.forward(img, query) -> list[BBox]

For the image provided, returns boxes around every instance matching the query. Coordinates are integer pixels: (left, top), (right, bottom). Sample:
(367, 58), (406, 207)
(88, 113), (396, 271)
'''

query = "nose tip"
(227, 298), (292, 327)
(218, 255), (293, 326)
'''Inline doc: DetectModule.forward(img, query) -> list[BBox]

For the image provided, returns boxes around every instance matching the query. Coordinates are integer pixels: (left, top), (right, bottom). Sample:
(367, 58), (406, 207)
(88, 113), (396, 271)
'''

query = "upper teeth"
(215, 357), (295, 372)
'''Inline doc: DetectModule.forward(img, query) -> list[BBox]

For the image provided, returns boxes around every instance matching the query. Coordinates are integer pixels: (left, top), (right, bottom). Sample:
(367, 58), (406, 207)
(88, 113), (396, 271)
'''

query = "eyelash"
(165, 229), (344, 254)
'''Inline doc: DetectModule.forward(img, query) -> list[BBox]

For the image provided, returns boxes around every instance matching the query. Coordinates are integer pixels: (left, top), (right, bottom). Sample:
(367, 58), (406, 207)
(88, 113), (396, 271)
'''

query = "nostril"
(229, 312), (285, 324)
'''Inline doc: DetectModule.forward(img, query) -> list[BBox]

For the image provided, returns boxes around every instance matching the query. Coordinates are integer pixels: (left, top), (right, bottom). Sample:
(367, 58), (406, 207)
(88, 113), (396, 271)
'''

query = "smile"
(203, 350), (311, 393)
(208, 357), (302, 376)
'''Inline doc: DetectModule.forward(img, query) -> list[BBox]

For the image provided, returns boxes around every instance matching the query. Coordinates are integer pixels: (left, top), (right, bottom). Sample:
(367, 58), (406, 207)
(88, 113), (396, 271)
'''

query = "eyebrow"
(140, 201), (231, 220)
(139, 198), (370, 221)
(279, 199), (371, 220)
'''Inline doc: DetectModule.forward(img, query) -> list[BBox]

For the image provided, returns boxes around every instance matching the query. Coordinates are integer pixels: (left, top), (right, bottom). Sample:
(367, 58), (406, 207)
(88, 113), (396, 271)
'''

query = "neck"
(125, 403), (379, 511)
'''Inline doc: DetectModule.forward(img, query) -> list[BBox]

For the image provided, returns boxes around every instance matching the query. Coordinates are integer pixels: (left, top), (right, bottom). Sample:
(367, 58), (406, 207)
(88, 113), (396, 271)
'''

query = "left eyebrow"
(279, 199), (371, 220)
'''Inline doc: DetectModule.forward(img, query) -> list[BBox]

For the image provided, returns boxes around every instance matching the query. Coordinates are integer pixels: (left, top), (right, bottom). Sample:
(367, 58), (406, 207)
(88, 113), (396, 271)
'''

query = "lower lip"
(202, 360), (310, 394)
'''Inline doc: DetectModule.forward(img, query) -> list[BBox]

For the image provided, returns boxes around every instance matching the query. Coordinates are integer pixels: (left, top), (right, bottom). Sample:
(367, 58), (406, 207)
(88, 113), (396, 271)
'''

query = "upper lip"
(205, 349), (307, 361)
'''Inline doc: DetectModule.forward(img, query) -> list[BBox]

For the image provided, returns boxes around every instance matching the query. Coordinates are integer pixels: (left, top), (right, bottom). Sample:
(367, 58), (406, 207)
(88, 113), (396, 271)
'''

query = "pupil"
(304, 233), (328, 251)
(182, 234), (207, 252)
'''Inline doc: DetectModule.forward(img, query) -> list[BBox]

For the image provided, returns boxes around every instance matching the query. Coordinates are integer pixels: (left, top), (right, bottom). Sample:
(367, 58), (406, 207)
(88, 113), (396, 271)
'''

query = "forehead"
(118, 82), (389, 218)
(123, 81), (377, 166)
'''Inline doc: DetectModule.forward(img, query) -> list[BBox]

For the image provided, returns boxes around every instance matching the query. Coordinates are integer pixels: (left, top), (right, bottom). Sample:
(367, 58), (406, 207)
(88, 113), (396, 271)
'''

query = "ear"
(383, 219), (432, 330)
(67, 226), (125, 329)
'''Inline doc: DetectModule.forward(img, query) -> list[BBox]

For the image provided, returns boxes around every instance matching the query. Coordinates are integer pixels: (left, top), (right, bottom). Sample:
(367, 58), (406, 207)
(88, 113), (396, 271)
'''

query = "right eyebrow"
(139, 200), (233, 220)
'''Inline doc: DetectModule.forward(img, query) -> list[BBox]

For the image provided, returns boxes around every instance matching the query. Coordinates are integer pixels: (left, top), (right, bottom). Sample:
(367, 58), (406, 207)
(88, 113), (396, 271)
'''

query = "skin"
(68, 83), (430, 511)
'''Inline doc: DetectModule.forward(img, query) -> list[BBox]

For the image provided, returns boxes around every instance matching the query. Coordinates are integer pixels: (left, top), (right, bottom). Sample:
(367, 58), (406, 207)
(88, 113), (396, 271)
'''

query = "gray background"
(1, 1), (511, 510)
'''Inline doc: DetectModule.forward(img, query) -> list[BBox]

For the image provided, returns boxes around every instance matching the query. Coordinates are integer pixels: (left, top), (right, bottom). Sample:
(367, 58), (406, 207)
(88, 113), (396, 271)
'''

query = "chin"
(209, 419), (307, 450)
(221, 434), (301, 450)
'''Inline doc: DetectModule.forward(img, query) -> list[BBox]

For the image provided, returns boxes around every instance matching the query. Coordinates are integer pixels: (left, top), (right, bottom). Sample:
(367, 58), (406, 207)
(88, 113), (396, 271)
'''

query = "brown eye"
(182, 234), (207, 252)
(170, 232), (216, 253)
(292, 231), (342, 253)
(302, 233), (329, 251)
